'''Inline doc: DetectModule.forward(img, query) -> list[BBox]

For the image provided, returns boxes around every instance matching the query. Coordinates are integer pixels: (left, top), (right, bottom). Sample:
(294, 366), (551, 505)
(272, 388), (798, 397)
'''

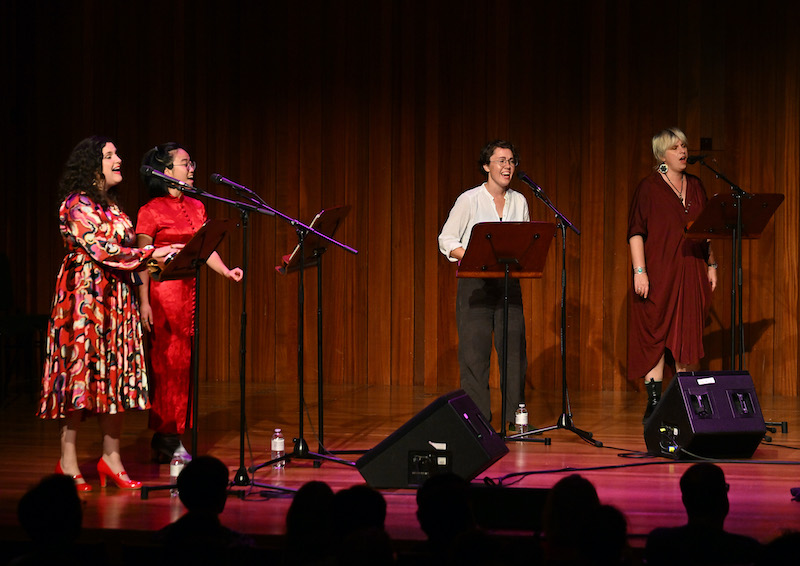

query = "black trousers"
(456, 277), (527, 424)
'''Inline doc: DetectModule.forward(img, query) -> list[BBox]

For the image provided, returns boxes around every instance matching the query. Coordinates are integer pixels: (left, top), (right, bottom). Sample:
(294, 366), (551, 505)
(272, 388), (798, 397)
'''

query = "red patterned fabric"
(39, 193), (154, 419)
(136, 194), (206, 435)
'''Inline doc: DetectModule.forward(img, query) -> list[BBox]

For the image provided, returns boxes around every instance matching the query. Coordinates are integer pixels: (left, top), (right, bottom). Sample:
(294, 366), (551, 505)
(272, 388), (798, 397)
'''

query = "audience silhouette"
(541, 473), (601, 565)
(283, 480), (336, 565)
(152, 455), (254, 564)
(10, 473), (104, 566)
(757, 530), (800, 566)
(330, 483), (394, 565)
(645, 463), (762, 566)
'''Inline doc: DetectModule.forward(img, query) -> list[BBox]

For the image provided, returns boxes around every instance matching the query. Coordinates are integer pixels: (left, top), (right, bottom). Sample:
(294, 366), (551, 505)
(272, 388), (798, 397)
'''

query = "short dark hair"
(176, 455), (230, 513)
(478, 139), (519, 173)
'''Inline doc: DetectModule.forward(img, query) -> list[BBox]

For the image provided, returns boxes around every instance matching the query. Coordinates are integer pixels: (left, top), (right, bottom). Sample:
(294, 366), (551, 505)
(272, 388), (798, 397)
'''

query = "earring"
(657, 162), (668, 174)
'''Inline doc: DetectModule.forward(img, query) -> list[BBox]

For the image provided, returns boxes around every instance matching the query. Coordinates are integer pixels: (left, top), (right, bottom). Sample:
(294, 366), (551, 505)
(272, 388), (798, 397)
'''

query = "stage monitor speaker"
(356, 389), (508, 489)
(643, 371), (765, 459)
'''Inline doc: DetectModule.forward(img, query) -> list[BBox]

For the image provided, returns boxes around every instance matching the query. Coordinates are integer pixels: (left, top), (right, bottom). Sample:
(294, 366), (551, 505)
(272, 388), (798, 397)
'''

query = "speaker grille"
(644, 371), (766, 459)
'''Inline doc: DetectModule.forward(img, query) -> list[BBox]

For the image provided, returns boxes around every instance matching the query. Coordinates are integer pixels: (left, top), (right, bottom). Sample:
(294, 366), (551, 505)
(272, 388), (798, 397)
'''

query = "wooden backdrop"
(2, 0), (798, 396)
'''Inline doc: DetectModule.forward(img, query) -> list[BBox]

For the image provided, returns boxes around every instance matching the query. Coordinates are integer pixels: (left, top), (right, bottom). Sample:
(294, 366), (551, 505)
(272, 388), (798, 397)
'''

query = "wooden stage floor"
(1, 381), (799, 552)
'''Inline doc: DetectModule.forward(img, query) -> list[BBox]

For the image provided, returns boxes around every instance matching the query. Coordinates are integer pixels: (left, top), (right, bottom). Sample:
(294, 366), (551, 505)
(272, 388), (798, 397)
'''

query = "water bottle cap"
(275, 428), (281, 433)
(519, 403), (526, 407)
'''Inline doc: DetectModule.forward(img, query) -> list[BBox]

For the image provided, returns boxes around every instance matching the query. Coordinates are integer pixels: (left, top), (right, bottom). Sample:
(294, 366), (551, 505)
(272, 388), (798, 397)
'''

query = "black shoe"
(151, 432), (181, 464)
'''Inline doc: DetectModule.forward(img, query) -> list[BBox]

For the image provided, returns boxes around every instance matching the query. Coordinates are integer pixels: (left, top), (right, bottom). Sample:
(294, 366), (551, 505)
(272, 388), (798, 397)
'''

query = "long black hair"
(140, 142), (186, 199)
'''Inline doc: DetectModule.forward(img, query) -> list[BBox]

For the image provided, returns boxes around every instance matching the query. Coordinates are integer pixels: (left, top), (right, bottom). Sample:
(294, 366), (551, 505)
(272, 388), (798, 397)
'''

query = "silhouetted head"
(177, 455), (230, 514)
(331, 484), (387, 538)
(542, 474), (600, 547)
(680, 463), (729, 523)
(17, 474), (83, 545)
(415, 472), (475, 544)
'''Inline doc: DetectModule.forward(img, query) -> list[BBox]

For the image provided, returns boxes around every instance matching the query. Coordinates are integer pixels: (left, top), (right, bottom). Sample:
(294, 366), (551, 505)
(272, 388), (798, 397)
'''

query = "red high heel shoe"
(55, 461), (92, 492)
(97, 457), (142, 490)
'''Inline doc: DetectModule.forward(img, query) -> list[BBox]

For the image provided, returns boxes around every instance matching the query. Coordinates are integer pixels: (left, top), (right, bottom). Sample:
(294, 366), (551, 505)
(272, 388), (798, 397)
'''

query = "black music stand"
(249, 206), (357, 475)
(141, 219), (228, 499)
(457, 221), (555, 443)
(275, 206), (365, 465)
(685, 190), (786, 436)
(685, 192), (784, 370)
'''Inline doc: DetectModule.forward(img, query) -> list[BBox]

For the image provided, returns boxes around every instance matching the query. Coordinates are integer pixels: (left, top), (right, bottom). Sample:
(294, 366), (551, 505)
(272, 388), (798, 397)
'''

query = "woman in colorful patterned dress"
(40, 136), (179, 491)
(137, 143), (243, 463)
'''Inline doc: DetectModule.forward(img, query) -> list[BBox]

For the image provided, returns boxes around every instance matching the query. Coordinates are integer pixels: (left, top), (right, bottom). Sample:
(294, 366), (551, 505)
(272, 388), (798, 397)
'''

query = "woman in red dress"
(137, 143), (243, 463)
(39, 136), (178, 490)
(628, 128), (718, 423)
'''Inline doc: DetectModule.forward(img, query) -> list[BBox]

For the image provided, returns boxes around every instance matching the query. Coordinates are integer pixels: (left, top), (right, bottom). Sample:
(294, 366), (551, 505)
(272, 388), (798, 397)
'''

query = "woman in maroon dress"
(628, 128), (718, 423)
(40, 136), (178, 491)
(137, 143), (243, 463)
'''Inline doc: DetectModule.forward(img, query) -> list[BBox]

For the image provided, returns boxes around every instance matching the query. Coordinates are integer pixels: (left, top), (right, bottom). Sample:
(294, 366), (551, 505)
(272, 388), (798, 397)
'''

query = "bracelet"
(633, 266), (646, 274)
(708, 262), (718, 269)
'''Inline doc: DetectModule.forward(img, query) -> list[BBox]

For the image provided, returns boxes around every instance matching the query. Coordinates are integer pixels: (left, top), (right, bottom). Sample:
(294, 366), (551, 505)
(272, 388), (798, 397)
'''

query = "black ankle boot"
(642, 380), (662, 424)
(151, 432), (181, 464)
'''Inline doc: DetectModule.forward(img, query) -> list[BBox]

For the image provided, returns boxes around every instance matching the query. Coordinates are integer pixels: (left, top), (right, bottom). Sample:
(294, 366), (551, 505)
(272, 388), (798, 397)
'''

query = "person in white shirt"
(437, 140), (530, 430)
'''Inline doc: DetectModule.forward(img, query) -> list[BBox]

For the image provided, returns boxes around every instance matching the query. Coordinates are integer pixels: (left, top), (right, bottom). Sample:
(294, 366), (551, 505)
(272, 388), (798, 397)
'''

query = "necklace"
(662, 172), (687, 209)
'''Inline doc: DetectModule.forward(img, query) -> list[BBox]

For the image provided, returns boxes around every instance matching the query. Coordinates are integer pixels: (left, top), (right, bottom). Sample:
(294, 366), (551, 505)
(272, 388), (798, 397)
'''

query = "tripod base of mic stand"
(248, 436), (357, 477)
(504, 430), (551, 444)
(524, 413), (602, 447)
(765, 420), (789, 434)
(312, 447), (369, 468)
(229, 466), (294, 496)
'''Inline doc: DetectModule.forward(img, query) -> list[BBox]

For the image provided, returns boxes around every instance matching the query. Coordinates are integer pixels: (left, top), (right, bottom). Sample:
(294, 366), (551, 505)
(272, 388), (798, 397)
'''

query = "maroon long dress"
(136, 194), (207, 435)
(627, 171), (712, 381)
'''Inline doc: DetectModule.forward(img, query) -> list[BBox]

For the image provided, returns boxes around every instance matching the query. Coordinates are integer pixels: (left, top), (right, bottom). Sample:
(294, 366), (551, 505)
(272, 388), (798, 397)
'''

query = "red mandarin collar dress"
(136, 193), (207, 435)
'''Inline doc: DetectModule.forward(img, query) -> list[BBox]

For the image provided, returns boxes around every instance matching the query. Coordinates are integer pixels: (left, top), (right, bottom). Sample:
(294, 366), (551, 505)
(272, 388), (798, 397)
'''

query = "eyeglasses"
(490, 157), (518, 167)
(167, 161), (197, 170)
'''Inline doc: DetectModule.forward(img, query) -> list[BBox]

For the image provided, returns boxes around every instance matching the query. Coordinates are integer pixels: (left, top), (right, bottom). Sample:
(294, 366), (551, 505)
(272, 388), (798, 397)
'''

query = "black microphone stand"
(138, 178), (289, 497)
(516, 174), (600, 446)
(692, 158), (749, 370)
(211, 180), (359, 476)
(691, 158), (788, 436)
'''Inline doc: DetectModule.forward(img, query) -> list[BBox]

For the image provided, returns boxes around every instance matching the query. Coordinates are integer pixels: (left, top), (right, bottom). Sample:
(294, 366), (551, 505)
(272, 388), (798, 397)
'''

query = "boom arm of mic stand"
(526, 183), (581, 236)
(695, 160), (750, 197)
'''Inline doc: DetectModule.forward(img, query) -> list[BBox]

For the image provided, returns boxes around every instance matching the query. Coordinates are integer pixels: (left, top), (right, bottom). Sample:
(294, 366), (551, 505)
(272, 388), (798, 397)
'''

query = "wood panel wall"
(3, 0), (798, 396)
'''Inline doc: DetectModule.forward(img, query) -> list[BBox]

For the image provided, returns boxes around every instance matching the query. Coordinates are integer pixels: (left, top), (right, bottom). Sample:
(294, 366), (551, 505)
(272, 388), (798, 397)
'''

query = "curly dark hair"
(57, 135), (118, 208)
(478, 139), (519, 173)
(141, 142), (187, 199)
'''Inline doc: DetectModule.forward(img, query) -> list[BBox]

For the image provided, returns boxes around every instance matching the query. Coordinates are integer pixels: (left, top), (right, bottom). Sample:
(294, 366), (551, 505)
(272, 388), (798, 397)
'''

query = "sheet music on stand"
(148, 219), (229, 282)
(276, 205), (351, 274)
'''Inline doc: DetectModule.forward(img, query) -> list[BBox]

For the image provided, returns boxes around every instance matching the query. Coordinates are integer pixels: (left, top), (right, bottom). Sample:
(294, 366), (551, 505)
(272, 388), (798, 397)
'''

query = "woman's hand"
(151, 243), (184, 265)
(225, 267), (244, 282)
(140, 302), (153, 332)
(708, 264), (718, 292)
(634, 272), (650, 299)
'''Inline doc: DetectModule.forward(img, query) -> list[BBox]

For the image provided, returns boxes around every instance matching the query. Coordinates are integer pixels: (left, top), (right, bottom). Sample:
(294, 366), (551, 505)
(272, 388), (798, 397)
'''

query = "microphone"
(140, 166), (198, 191)
(210, 173), (250, 193)
(516, 170), (542, 193)
(686, 154), (708, 164)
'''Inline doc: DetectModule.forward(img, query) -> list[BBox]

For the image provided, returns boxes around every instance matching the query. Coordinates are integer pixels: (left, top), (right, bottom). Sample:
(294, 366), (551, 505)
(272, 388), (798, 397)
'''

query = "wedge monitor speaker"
(643, 371), (765, 459)
(356, 390), (509, 488)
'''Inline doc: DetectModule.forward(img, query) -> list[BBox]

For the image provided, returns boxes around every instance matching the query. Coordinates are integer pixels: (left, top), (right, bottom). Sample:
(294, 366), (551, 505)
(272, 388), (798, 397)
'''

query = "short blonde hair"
(652, 127), (688, 162)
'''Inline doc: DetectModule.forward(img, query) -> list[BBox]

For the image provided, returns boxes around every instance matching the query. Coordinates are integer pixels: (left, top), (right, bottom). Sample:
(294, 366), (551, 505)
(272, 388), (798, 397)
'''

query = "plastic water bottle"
(169, 449), (185, 496)
(271, 428), (285, 469)
(515, 403), (529, 434)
